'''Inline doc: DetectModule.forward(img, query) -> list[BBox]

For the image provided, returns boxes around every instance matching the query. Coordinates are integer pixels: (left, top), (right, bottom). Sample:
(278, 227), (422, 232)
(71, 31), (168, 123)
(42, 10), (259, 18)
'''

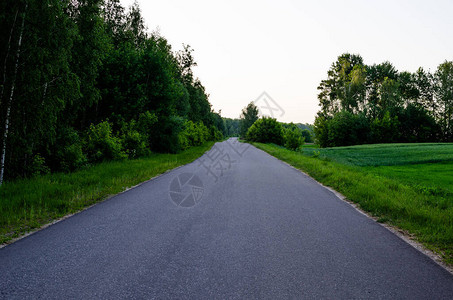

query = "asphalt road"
(1, 138), (453, 299)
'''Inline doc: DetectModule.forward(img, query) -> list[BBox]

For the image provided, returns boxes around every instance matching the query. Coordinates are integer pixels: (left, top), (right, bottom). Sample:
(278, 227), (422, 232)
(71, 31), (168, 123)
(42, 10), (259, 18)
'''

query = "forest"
(314, 53), (453, 147)
(0, 0), (225, 184)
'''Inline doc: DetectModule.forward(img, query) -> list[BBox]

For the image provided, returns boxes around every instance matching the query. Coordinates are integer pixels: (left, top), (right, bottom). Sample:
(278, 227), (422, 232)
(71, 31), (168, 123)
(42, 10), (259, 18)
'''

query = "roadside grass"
(0, 142), (214, 244)
(253, 142), (453, 265)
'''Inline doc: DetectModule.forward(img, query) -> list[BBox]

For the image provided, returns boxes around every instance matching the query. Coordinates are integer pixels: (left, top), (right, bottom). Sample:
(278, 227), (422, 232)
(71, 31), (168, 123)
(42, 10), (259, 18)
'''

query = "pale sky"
(121, 0), (453, 123)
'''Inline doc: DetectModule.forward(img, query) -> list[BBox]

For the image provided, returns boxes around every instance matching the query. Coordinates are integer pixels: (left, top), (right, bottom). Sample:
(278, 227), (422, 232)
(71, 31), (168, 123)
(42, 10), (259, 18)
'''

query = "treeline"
(0, 0), (225, 183)
(223, 118), (241, 137)
(314, 53), (453, 147)
(239, 102), (313, 150)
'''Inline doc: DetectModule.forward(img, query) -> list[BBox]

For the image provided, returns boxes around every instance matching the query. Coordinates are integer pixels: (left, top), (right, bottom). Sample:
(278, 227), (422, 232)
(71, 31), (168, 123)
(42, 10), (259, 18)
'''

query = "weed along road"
(1, 138), (452, 299)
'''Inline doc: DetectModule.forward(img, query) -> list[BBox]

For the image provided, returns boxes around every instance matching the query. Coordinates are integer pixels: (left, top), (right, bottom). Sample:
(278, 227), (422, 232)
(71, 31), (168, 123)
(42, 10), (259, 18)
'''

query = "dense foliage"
(283, 124), (305, 150)
(223, 118), (241, 137)
(245, 117), (306, 151)
(239, 102), (259, 137)
(0, 0), (224, 184)
(246, 117), (284, 145)
(315, 53), (452, 147)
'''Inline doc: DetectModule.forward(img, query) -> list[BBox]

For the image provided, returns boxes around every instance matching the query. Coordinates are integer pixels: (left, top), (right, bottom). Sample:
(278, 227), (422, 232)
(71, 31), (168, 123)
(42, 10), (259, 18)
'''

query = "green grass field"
(299, 143), (453, 200)
(300, 143), (453, 166)
(0, 142), (214, 244)
(253, 142), (453, 265)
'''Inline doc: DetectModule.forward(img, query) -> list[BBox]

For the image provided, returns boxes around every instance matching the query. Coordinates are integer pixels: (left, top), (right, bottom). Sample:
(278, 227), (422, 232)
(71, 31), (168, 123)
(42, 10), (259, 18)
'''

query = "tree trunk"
(0, 9), (19, 106)
(0, 2), (27, 186)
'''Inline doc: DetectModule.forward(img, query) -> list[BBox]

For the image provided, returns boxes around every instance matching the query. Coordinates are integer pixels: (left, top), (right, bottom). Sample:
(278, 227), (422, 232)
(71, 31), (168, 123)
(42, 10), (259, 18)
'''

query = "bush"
(246, 117), (284, 145)
(120, 120), (150, 158)
(314, 111), (369, 147)
(284, 127), (305, 150)
(85, 121), (126, 162)
(178, 120), (212, 150)
(327, 111), (370, 147)
(29, 154), (50, 176)
(150, 115), (185, 153)
(209, 125), (224, 141)
(137, 111), (158, 148)
(54, 127), (87, 172)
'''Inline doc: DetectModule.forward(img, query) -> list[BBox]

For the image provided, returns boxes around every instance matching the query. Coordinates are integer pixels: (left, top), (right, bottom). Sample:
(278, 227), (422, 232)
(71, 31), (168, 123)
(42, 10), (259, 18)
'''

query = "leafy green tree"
(327, 111), (369, 147)
(396, 104), (439, 142)
(370, 111), (399, 143)
(434, 61), (453, 141)
(414, 67), (436, 116)
(1, 0), (79, 183)
(246, 117), (284, 145)
(314, 54), (450, 147)
(301, 129), (313, 143)
(223, 118), (241, 137)
(84, 120), (126, 162)
(239, 102), (259, 137)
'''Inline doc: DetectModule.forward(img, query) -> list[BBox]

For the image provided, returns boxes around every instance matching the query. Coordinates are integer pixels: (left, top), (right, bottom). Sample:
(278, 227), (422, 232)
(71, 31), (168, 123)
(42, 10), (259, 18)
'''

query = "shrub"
(209, 125), (224, 141)
(137, 111), (158, 148)
(246, 117), (284, 145)
(29, 154), (50, 176)
(315, 111), (369, 147)
(284, 127), (305, 150)
(54, 127), (87, 172)
(85, 121), (126, 162)
(120, 120), (150, 158)
(149, 115), (185, 153)
(178, 120), (212, 150)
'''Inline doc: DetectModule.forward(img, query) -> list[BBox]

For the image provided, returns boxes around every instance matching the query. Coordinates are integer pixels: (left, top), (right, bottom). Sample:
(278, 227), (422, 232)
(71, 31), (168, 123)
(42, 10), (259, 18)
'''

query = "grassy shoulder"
(0, 142), (215, 244)
(252, 142), (453, 265)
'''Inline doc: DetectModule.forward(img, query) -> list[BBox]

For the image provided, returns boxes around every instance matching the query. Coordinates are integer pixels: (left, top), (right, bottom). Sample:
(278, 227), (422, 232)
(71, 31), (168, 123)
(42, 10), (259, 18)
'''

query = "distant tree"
(239, 102), (259, 137)
(246, 117), (283, 145)
(314, 53), (451, 147)
(223, 118), (241, 137)
(413, 67), (436, 116)
(434, 61), (453, 141)
(301, 129), (313, 143)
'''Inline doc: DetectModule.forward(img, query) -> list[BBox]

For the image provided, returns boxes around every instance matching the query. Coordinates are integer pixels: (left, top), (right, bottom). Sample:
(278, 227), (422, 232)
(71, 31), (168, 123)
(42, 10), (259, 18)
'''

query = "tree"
(314, 54), (450, 147)
(434, 61), (453, 141)
(0, 0), (223, 184)
(246, 117), (284, 145)
(1, 0), (78, 183)
(239, 102), (259, 137)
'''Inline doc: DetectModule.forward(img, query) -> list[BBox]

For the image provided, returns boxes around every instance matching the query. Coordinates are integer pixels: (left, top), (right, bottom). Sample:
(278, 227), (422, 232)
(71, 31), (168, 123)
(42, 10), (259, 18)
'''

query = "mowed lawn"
(254, 142), (453, 265)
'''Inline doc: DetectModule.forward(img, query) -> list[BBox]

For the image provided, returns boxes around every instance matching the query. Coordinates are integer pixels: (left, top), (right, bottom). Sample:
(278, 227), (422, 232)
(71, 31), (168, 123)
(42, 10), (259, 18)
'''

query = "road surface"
(1, 138), (453, 299)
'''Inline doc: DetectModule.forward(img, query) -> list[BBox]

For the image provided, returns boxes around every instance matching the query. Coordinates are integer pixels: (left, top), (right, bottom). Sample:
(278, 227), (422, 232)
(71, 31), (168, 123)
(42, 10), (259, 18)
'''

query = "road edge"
(0, 145), (215, 249)
(251, 144), (453, 276)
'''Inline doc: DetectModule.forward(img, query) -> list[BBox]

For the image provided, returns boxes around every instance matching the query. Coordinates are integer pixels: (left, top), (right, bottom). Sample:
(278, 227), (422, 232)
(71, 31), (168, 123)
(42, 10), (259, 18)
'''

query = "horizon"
(122, 0), (453, 124)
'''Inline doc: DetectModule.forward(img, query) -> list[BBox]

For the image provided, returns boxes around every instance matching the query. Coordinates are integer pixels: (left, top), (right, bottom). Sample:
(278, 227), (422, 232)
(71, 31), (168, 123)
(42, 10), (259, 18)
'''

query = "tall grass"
(254, 142), (453, 265)
(0, 142), (214, 244)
